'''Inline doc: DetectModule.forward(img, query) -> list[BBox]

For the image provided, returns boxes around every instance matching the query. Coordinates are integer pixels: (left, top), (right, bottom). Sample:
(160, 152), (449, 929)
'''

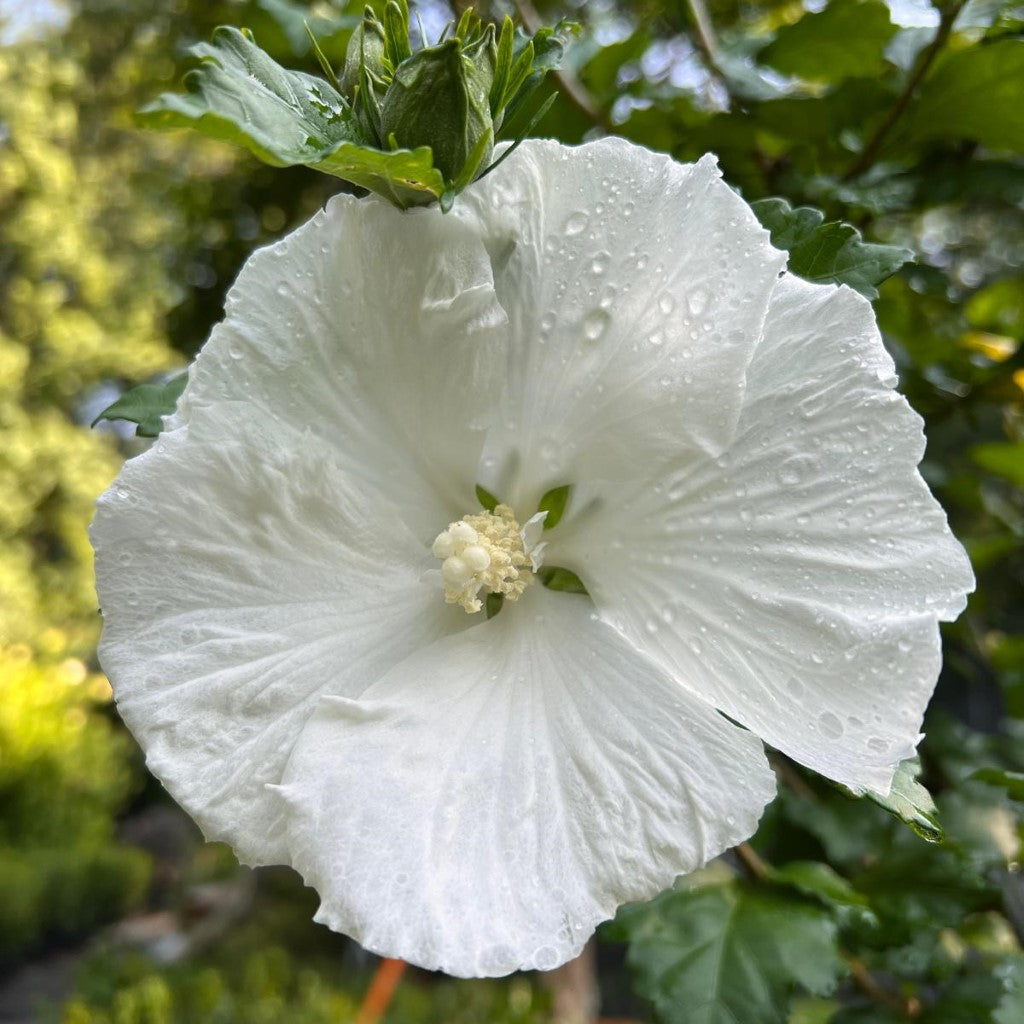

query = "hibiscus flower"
(91, 137), (973, 977)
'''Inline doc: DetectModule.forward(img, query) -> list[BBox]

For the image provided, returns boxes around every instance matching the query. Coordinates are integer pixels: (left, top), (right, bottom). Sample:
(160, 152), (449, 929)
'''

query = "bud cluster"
(339, 2), (572, 204)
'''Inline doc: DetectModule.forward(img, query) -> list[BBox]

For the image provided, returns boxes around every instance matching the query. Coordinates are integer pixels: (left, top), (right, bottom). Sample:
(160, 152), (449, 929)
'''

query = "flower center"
(431, 504), (547, 614)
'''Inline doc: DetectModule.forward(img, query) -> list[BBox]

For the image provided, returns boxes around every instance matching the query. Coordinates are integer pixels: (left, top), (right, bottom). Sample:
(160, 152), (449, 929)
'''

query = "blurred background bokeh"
(1, 1), (1022, 1022)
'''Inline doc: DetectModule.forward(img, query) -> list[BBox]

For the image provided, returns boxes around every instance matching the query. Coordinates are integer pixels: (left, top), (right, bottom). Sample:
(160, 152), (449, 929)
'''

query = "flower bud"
(340, 8), (389, 103)
(379, 37), (494, 184)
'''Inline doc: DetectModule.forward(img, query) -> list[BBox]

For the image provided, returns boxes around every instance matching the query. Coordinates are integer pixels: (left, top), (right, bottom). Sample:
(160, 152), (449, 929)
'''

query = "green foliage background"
(0, 0), (1022, 1022)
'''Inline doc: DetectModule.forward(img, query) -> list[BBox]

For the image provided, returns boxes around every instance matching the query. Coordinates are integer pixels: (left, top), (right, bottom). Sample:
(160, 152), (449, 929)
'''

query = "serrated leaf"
(761, 0), (897, 83)
(619, 883), (845, 1024)
(138, 26), (444, 207)
(537, 484), (571, 530)
(866, 757), (943, 842)
(752, 197), (912, 299)
(92, 375), (188, 438)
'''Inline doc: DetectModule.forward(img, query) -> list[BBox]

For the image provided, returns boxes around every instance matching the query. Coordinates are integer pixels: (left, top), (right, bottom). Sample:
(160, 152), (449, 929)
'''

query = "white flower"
(91, 138), (974, 978)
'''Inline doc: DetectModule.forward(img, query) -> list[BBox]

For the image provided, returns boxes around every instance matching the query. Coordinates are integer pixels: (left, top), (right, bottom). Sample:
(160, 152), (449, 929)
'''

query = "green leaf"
(865, 757), (943, 842)
(537, 566), (588, 595)
(92, 375), (188, 438)
(536, 484), (571, 530)
(619, 883), (845, 1024)
(138, 26), (444, 207)
(475, 484), (500, 512)
(972, 443), (1024, 486)
(751, 197), (913, 299)
(971, 768), (1024, 800)
(769, 861), (871, 914)
(906, 39), (1024, 154)
(761, 0), (898, 83)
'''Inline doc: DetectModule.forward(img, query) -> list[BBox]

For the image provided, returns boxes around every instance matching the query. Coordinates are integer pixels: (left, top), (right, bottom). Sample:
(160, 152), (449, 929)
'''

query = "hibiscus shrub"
(3, 0), (1023, 1023)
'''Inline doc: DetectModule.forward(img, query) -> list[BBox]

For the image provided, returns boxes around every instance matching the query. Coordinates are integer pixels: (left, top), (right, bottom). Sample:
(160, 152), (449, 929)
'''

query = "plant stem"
(354, 958), (407, 1024)
(736, 842), (771, 880)
(684, 0), (719, 66)
(842, 1), (967, 180)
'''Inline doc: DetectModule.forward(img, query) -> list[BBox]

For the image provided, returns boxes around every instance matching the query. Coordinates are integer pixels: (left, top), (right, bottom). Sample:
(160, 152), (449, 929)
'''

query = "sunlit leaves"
(972, 443), (1024, 486)
(761, 0), (897, 83)
(906, 39), (1024, 154)
(751, 198), (913, 299)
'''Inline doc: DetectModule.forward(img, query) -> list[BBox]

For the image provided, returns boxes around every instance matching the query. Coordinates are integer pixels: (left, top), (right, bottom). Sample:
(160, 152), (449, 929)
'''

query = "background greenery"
(0, 0), (1021, 1021)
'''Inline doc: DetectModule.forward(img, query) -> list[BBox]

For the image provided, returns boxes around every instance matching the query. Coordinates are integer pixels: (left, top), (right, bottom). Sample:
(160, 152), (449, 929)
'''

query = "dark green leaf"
(619, 883), (845, 1024)
(138, 26), (444, 207)
(475, 484), (500, 511)
(751, 197), (913, 299)
(761, 0), (898, 83)
(905, 39), (1024, 154)
(769, 861), (872, 914)
(537, 566), (588, 595)
(971, 769), (1024, 800)
(92, 375), (187, 438)
(537, 484), (571, 530)
(864, 758), (943, 842)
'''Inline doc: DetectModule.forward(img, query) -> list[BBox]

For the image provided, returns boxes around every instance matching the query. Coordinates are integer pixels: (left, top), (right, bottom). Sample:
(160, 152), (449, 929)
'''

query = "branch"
(842, 1), (968, 180)
(354, 958), (407, 1024)
(685, 0), (719, 66)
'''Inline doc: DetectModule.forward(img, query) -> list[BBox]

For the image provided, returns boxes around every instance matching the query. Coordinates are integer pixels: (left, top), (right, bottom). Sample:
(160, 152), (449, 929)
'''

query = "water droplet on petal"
(565, 211), (588, 236)
(582, 309), (611, 342)
(819, 712), (844, 738)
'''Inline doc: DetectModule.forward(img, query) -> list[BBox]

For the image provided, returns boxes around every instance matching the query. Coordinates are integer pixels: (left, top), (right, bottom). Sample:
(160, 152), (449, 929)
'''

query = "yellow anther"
(432, 504), (544, 614)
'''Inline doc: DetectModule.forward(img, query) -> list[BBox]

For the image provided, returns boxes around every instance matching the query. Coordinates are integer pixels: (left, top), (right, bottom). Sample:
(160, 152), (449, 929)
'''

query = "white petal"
(275, 588), (775, 977)
(551, 276), (974, 794)
(456, 139), (786, 510)
(91, 407), (466, 866)
(178, 193), (507, 532)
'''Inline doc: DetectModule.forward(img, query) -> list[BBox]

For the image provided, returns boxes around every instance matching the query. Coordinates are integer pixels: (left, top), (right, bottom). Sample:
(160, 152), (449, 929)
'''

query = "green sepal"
(485, 592), (504, 619)
(537, 566), (588, 595)
(475, 484), (500, 511)
(536, 484), (571, 530)
(92, 374), (188, 438)
(751, 197), (913, 299)
(863, 757), (944, 843)
(304, 22), (341, 92)
(383, 0), (412, 67)
(339, 9), (389, 100)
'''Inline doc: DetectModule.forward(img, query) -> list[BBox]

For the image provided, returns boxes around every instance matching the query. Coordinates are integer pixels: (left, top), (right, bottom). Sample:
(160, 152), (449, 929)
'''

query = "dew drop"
(819, 712), (844, 738)
(658, 293), (676, 315)
(686, 287), (709, 316)
(565, 211), (589, 236)
(582, 309), (611, 342)
(590, 250), (611, 275)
